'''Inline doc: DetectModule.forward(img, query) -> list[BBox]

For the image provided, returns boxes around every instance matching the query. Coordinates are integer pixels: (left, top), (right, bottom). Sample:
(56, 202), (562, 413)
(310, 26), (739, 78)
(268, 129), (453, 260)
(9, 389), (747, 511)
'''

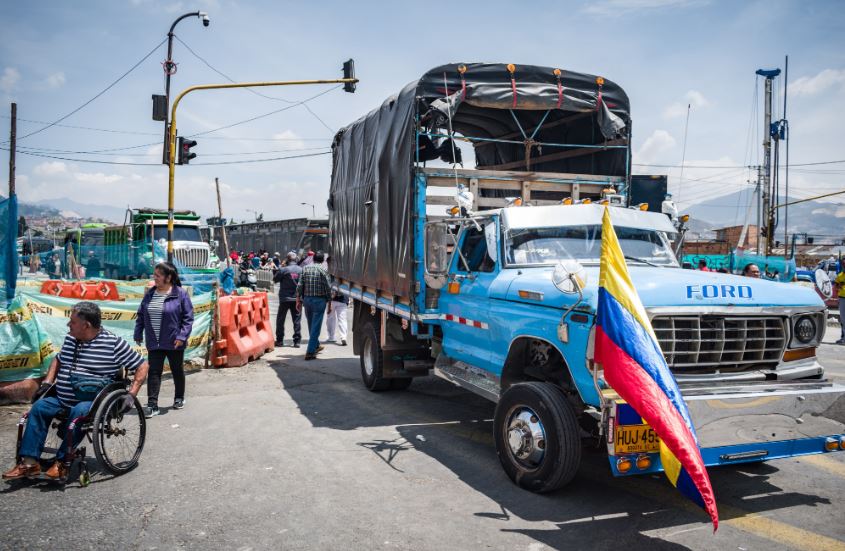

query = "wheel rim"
(96, 397), (145, 472)
(504, 406), (547, 469)
(363, 337), (375, 377)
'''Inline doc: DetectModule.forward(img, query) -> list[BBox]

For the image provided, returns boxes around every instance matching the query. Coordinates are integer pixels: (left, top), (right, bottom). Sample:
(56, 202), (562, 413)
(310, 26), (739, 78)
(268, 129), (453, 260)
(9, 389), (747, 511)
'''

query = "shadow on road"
(268, 354), (832, 549)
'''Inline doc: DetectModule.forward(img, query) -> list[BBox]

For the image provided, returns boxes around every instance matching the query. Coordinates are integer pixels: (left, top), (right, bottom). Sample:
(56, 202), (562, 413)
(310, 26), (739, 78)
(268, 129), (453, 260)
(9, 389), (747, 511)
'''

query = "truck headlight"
(789, 313), (824, 348)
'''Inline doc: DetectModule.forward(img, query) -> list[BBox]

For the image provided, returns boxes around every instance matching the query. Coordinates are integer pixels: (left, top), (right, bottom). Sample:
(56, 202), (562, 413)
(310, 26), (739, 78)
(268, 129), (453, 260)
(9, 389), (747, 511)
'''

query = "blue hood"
(496, 266), (824, 311)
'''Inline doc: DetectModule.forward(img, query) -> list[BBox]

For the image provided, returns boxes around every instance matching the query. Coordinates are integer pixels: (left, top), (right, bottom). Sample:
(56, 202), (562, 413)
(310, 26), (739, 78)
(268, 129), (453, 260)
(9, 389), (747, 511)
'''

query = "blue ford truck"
(328, 63), (845, 492)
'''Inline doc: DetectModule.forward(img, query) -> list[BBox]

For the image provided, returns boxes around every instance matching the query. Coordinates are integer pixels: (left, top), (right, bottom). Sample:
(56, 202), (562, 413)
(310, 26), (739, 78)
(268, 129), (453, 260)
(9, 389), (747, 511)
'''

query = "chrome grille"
(173, 247), (209, 269)
(651, 315), (786, 372)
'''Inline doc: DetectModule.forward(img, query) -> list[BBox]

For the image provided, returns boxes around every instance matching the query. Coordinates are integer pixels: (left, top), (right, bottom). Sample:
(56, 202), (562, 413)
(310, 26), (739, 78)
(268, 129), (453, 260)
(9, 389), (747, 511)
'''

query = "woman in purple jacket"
(134, 262), (194, 418)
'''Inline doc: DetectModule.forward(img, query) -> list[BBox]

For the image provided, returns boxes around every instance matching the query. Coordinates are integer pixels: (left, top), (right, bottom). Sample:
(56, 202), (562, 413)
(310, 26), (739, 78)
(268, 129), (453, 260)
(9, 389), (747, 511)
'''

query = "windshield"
(505, 225), (678, 267)
(152, 225), (201, 242)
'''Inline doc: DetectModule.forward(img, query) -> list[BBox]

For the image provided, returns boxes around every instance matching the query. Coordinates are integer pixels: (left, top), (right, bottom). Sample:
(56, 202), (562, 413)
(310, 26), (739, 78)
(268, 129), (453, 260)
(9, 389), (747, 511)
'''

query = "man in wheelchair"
(3, 302), (149, 481)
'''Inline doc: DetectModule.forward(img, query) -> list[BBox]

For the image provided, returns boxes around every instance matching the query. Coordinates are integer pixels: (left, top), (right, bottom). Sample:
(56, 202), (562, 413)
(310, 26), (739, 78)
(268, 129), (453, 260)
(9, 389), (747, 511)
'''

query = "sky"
(1, 0), (843, 225)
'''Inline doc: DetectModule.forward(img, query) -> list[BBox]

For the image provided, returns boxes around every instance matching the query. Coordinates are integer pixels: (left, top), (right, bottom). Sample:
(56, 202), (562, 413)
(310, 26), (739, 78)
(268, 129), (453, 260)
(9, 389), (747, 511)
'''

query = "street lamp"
(301, 202), (316, 218)
(246, 209), (262, 222)
(161, 11), (210, 163)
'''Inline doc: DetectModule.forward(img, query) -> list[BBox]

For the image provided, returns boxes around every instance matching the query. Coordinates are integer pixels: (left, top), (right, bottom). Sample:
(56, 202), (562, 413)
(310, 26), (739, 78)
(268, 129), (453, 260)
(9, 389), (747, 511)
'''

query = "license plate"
(614, 425), (660, 454)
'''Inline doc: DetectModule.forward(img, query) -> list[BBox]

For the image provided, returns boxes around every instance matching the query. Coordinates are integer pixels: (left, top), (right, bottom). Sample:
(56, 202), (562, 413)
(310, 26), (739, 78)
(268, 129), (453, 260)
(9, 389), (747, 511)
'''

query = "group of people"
(273, 250), (347, 360)
(695, 259), (770, 279)
(3, 261), (194, 481)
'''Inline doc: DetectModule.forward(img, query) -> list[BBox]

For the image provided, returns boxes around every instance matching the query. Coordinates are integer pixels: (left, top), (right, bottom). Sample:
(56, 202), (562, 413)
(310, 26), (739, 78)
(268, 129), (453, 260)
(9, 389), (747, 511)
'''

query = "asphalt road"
(1, 299), (844, 550)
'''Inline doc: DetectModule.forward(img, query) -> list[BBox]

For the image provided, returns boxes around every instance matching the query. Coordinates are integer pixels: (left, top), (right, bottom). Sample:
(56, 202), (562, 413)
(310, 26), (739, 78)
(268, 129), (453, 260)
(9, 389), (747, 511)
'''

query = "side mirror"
(552, 260), (587, 294)
(424, 223), (450, 278)
(815, 269), (833, 299)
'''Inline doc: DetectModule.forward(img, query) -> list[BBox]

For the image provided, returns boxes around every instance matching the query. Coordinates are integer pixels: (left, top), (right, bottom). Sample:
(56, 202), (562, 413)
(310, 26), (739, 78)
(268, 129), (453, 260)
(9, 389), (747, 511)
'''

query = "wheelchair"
(14, 379), (146, 487)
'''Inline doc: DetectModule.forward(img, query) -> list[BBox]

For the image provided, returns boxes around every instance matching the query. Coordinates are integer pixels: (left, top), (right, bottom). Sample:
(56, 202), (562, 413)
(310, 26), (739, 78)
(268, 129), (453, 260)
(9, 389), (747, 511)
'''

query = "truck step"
(433, 356), (501, 402)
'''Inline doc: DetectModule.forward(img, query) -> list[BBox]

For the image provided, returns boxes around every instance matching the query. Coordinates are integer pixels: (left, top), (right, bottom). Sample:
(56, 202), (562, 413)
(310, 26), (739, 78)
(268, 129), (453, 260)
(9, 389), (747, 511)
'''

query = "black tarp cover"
(329, 62), (631, 299)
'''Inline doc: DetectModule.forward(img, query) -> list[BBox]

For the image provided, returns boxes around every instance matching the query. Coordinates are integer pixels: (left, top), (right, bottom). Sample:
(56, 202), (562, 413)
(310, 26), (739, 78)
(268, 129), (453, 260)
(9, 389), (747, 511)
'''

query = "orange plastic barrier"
(213, 291), (274, 367)
(40, 280), (121, 301)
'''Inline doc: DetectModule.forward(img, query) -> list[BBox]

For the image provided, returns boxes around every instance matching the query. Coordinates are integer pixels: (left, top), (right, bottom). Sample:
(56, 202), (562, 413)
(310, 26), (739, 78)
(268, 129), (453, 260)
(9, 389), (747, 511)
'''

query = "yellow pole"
(166, 77), (358, 263)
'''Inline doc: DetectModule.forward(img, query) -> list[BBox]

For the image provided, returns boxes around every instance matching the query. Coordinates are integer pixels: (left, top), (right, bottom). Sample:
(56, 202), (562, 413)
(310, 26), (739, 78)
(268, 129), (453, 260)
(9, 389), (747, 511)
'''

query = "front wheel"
(493, 382), (581, 493)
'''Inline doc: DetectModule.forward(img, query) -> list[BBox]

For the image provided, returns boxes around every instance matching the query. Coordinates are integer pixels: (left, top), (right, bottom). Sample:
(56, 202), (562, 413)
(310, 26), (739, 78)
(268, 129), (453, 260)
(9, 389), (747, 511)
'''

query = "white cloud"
(582, 0), (705, 16)
(74, 172), (124, 185)
(33, 161), (68, 176)
(272, 130), (306, 150)
(790, 69), (845, 97)
(0, 67), (20, 94)
(45, 72), (65, 89)
(634, 129), (676, 164)
(663, 90), (710, 119)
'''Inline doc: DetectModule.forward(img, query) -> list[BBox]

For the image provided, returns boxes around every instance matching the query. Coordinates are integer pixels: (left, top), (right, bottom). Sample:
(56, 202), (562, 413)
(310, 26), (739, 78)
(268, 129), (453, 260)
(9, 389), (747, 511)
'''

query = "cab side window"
(458, 227), (495, 273)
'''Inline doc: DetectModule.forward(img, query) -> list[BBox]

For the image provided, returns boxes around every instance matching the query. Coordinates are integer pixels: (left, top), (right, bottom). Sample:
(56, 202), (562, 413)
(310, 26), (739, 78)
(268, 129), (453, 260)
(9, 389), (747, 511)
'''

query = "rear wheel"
(93, 390), (146, 475)
(494, 382), (581, 493)
(360, 322), (391, 391)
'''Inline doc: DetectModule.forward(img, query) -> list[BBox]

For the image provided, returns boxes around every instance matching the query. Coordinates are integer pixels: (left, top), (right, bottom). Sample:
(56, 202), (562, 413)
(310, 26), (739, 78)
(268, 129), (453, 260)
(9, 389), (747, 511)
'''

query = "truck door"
(438, 221), (499, 372)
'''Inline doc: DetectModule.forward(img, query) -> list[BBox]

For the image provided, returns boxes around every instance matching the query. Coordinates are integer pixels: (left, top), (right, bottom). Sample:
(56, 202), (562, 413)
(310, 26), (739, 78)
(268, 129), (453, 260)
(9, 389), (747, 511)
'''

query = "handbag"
(69, 341), (109, 402)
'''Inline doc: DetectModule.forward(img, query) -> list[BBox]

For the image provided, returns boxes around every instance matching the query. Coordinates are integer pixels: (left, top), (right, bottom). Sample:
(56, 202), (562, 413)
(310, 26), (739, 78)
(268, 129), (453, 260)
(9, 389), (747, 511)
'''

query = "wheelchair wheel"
(92, 390), (145, 475)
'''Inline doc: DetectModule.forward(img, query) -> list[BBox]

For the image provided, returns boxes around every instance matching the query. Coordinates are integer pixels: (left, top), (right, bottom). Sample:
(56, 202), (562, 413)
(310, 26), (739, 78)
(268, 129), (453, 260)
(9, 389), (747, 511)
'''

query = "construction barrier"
(213, 291), (274, 367)
(40, 279), (121, 301)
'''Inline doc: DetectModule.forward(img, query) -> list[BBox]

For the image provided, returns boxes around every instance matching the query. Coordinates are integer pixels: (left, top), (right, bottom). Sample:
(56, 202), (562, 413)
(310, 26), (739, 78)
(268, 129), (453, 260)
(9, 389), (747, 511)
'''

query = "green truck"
(103, 208), (219, 279)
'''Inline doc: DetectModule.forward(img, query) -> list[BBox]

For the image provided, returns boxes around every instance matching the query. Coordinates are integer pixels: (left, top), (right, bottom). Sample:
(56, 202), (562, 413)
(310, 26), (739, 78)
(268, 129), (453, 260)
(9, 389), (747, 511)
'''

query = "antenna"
(677, 104), (691, 206)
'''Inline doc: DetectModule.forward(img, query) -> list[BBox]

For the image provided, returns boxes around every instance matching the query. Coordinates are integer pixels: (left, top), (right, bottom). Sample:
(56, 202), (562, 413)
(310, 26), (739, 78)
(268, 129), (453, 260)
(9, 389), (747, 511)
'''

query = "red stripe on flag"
(596, 327), (718, 529)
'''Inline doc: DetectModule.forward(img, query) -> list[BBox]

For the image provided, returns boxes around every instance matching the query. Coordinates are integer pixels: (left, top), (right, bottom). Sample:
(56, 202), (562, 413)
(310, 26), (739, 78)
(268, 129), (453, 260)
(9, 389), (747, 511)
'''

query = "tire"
(359, 322), (391, 391)
(390, 378), (413, 391)
(493, 382), (582, 493)
(93, 390), (146, 475)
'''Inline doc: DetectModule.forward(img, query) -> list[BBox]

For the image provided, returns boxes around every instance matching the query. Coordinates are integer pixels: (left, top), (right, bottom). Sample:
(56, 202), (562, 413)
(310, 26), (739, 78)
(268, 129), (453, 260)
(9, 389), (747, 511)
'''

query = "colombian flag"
(595, 207), (718, 530)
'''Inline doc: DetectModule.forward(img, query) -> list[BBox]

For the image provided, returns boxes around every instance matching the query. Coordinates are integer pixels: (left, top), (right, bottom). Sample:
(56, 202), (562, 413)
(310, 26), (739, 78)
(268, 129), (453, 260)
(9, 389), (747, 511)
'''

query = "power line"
(187, 85), (341, 138)
(15, 145), (330, 157)
(0, 147), (331, 166)
(633, 159), (845, 169)
(0, 37), (167, 144)
(174, 35), (336, 134)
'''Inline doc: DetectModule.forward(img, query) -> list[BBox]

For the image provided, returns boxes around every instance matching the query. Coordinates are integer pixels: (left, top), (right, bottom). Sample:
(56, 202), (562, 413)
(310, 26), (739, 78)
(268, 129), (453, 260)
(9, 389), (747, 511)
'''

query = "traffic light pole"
(166, 76), (358, 263)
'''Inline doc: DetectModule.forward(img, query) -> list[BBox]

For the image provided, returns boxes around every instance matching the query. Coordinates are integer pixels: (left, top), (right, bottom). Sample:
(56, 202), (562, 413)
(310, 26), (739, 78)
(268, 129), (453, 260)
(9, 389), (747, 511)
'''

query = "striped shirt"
(55, 330), (145, 406)
(147, 291), (168, 341)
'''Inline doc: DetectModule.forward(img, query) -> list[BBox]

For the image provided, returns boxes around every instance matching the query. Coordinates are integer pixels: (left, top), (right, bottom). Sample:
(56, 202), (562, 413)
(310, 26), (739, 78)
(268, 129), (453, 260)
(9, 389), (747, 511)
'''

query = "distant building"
(682, 224), (759, 256)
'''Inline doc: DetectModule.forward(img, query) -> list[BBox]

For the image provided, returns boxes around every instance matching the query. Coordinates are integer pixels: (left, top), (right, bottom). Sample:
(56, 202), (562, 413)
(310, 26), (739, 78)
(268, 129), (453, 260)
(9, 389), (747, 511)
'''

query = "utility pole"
(215, 177), (231, 265)
(756, 68), (781, 257)
(755, 166), (762, 255)
(8, 103), (15, 197)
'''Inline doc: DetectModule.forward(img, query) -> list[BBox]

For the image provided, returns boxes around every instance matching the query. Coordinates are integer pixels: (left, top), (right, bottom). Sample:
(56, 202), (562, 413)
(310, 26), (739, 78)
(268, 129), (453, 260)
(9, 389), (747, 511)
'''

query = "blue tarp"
(0, 195), (18, 305)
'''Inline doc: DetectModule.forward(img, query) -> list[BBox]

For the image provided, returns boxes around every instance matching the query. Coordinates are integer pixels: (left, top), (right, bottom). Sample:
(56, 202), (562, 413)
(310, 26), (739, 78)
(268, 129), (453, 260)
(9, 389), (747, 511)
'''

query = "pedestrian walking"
(134, 262), (194, 418)
(296, 252), (332, 360)
(325, 256), (348, 346)
(325, 290), (348, 346)
(274, 252), (302, 347)
(835, 268), (845, 344)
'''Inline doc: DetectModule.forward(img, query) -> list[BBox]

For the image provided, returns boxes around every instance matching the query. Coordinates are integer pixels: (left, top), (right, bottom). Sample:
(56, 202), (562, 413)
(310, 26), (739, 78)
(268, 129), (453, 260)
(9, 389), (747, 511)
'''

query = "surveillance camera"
(201, 13), (210, 27)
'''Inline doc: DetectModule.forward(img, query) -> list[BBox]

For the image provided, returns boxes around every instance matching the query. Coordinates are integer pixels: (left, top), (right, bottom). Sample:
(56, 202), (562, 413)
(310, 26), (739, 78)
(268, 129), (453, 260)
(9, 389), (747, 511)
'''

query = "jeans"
(326, 301), (348, 341)
(276, 300), (302, 344)
(303, 296), (328, 354)
(20, 396), (92, 461)
(146, 349), (185, 407)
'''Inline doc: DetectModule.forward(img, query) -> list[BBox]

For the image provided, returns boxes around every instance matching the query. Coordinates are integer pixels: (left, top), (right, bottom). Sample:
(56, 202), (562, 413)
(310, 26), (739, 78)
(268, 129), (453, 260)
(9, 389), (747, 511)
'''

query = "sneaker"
(292, 342), (300, 349)
(173, 398), (185, 410)
(144, 405), (160, 418)
(315, 345), (325, 354)
(836, 339), (845, 345)
(274, 341), (284, 347)
(43, 460), (68, 481)
(304, 353), (316, 361)
(2, 462), (40, 480)
(340, 339), (347, 346)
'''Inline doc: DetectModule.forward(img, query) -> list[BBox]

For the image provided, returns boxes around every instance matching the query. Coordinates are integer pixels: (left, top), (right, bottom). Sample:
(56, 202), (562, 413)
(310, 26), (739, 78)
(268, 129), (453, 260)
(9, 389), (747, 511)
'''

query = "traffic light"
(342, 59), (356, 93)
(177, 137), (197, 165)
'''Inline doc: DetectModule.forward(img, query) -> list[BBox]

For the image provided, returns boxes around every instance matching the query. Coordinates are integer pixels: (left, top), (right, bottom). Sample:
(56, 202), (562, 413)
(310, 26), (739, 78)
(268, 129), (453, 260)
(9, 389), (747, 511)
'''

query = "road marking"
(799, 454), (845, 478)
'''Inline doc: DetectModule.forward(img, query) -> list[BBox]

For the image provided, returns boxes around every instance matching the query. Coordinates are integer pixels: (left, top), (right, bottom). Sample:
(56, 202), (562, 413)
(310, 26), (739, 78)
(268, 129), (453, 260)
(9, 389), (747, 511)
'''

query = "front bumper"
(604, 379), (845, 476)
